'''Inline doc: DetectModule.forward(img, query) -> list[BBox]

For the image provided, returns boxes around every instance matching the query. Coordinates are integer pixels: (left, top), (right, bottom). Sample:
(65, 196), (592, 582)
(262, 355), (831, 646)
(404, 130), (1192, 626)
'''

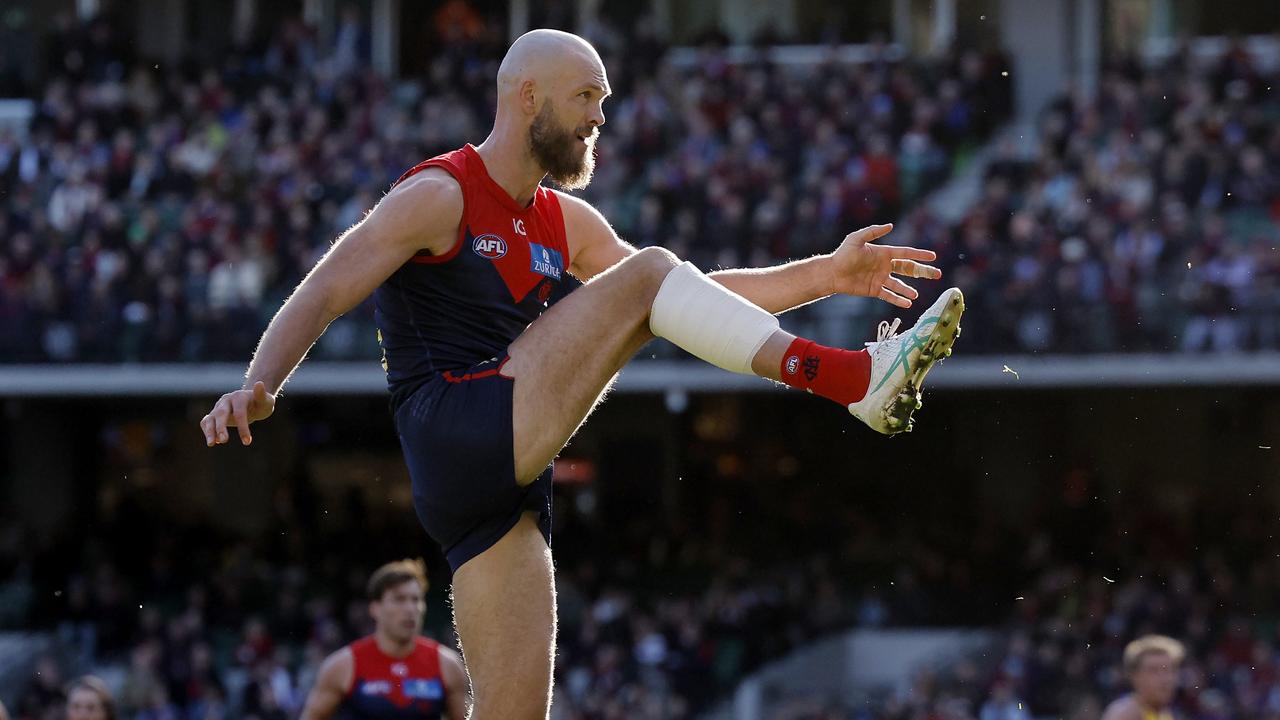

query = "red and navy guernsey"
(374, 144), (571, 410)
(337, 636), (448, 719)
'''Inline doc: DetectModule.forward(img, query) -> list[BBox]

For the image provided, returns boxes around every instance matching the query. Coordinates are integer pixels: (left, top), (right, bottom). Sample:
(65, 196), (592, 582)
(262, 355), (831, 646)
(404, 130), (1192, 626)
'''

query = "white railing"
(666, 42), (907, 69)
(3, 352), (1280, 397)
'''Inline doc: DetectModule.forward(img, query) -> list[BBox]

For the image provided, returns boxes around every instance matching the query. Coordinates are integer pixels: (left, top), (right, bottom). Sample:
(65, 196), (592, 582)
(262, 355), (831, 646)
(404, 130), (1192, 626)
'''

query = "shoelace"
(865, 318), (902, 349)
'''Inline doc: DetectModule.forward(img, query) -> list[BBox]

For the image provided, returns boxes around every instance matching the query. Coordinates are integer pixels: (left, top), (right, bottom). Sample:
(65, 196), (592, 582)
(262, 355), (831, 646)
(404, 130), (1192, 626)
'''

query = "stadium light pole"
(372, 0), (400, 77)
(892, 0), (911, 50)
(931, 0), (956, 54)
(233, 0), (256, 48)
(509, 0), (530, 41)
(1074, 0), (1101, 98)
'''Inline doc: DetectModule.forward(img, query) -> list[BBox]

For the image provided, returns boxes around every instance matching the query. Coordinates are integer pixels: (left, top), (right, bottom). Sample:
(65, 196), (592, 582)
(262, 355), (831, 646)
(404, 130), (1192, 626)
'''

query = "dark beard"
(529, 100), (595, 190)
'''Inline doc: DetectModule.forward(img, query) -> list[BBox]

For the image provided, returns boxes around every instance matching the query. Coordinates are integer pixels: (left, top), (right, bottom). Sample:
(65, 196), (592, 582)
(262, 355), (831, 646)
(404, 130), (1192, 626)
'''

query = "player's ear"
(520, 79), (538, 116)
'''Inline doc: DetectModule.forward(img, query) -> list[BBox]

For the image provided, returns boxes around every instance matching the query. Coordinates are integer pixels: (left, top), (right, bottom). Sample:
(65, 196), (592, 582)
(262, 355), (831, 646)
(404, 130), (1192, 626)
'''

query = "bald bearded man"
(200, 29), (964, 719)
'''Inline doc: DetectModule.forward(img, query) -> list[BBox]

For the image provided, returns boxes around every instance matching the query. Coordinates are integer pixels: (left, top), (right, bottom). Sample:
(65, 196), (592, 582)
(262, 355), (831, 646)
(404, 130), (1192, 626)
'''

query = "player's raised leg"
(502, 243), (964, 486)
(502, 245), (686, 483)
(453, 236), (961, 715)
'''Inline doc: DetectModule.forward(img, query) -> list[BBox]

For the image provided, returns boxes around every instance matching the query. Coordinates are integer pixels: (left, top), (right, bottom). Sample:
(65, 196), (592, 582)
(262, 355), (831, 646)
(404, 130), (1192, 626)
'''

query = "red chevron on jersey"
(374, 144), (572, 396)
(398, 144), (568, 305)
(340, 636), (446, 719)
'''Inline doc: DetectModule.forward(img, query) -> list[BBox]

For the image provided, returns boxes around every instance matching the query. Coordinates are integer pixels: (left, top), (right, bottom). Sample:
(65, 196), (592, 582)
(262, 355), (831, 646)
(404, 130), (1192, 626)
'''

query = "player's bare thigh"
(502, 246), (679, 483)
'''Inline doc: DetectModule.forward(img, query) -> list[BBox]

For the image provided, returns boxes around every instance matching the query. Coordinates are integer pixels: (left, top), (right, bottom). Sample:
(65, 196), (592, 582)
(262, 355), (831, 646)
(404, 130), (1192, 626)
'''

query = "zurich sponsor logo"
(403, 678), (444, 700)
(473, 234), (507, 259)
(360, 680), (392, 696)
(529, 242), (563, 280)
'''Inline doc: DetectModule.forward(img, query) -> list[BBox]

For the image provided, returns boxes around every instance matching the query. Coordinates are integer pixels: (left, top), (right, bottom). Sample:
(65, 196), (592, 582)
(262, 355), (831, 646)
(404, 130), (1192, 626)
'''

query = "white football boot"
(848, 287), (965, 435)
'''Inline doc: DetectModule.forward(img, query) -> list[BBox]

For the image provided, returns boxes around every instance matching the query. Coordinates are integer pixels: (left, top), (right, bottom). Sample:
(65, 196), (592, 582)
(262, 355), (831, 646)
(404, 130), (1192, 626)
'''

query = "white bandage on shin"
(648, 262), (779, 374)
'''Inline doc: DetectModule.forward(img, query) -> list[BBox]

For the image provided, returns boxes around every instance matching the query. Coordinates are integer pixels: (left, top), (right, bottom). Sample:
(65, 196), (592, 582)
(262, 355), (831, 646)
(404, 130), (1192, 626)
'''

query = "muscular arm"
(708, 259), (834, 315)
(201, 169), (462, 446)
(560, 193), (936, 315)
(247, 169), (463, 393)
(299, 648), (354, 720)
(438, 646), (471, 719)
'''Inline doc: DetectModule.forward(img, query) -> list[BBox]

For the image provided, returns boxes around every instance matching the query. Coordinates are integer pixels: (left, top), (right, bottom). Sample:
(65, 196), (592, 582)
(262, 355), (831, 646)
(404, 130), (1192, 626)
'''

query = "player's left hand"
(826, 223), (942, 308)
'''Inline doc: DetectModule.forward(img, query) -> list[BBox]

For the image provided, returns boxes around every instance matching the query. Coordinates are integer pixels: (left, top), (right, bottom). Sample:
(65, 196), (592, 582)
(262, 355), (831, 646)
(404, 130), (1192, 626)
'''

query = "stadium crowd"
(909, 43), (1280, 354)
(0, 9), (1011, 364)
(6, 442), (1280, 719)
(0, 471), (989, 719)
(860, 538), (1280, 720)
(3, 11), (1279, 363)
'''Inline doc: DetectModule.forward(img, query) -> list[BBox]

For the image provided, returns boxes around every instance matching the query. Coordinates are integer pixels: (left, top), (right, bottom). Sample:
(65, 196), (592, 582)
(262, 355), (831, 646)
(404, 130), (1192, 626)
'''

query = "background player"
(300, 560), (468, 720)
(201, 28), (959, 720)
(1101, 635), (1185, 720)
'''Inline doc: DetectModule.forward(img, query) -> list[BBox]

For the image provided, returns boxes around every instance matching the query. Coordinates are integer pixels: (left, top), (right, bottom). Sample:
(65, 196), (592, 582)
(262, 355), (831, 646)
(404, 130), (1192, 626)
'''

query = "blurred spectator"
(1099, 636), (1183, 720)
(979, 680), (1030, 720)
(16, 657), (63, 720)
(65, 676), (116, 720)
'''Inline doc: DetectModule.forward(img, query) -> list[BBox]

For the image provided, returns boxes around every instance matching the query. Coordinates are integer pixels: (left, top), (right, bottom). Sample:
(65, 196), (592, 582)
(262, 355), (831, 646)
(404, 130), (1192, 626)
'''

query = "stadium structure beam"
(5, 355), (1280, 396)
(233, 0), (256, 48)
(304, 0), (335, 48)
(372, 0), (399, 76)
(576, 0), (601, 32)
(509, 0), (529, 41)
(931, 0), (956, 53)
(892, 0), (911, 49)
(1073, 0), (1101, 98)
(998, 0), (1070, 119)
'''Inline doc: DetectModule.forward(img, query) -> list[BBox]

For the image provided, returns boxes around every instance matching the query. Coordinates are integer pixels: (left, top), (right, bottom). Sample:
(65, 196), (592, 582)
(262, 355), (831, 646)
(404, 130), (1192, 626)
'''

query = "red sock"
(779, 338), (872, 405)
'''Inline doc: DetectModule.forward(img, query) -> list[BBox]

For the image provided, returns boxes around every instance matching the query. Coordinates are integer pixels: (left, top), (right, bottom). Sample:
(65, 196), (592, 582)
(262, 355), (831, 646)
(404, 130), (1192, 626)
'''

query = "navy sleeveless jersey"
(374, 144), (571, 409)
(337, 636), (447, 719)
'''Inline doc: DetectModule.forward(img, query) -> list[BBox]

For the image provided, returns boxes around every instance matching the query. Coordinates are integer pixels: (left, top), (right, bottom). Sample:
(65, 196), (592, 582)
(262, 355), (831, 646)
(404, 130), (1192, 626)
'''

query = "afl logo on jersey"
(785, 355), (800, 375)
(473, 234), (507, 259)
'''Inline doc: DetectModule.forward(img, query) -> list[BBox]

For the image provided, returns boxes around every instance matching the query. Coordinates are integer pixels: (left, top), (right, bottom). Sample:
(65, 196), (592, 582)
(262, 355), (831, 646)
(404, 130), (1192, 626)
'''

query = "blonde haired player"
(1102, 635), (1185, 720)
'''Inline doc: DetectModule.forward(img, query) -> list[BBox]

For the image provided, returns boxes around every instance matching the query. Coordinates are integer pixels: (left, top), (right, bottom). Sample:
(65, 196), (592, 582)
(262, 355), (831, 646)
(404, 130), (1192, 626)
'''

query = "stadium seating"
(0, 13), (1009, 364)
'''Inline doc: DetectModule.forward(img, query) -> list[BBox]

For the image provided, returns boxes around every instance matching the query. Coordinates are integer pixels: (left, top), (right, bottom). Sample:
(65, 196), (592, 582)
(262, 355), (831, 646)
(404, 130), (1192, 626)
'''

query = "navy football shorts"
(393, 354), (553, 571)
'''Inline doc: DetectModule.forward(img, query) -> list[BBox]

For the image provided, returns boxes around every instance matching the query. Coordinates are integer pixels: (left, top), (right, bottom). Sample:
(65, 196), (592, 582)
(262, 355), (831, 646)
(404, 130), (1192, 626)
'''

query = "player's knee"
(625, 246), (681, 298)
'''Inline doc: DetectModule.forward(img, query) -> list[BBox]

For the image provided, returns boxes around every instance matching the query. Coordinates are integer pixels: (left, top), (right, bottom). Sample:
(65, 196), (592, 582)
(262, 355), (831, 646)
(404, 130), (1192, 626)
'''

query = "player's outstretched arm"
(709, 223), (942, 312)
(200, 169), (463, 447)
(299, 647), (355, 720)
(439, 645), (471, 719)
(556, 192), (940, 315)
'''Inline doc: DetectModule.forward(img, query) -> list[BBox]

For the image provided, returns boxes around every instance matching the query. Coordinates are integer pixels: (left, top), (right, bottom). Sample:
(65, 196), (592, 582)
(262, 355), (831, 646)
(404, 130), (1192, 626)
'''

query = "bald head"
(497, 29), (607, 100)
(491, 29), (611, 190)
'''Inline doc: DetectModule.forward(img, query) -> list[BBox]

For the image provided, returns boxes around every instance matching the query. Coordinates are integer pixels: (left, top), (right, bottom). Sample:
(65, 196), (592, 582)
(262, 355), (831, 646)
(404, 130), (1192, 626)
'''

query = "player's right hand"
(200, 381), (276, 447)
